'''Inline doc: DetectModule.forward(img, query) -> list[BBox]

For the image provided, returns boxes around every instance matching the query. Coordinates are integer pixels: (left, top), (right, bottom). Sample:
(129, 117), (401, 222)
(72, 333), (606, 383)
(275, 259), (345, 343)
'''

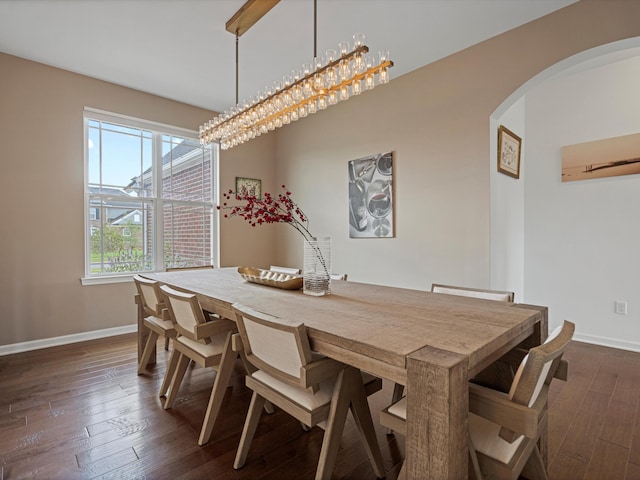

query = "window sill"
(81, 275), (134, 286)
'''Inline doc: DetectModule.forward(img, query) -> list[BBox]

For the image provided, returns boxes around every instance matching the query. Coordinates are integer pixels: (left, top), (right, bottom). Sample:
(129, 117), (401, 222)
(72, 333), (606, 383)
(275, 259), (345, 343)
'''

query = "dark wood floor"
(0, 335), (638, 479)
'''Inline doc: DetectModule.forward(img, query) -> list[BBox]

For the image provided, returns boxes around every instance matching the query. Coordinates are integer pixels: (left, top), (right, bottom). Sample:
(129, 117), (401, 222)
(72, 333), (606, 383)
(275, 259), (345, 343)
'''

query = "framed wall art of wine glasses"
(348, 151), (394, 238)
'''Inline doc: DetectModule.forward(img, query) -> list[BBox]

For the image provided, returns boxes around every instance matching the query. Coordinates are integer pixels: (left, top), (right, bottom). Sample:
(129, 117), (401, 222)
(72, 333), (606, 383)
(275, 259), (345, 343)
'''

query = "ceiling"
(0, 0), (577, 114)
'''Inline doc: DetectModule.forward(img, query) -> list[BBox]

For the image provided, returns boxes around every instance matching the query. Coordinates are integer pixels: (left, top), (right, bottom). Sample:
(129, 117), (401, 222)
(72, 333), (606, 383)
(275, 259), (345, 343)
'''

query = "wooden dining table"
(140, 267), (547, 479)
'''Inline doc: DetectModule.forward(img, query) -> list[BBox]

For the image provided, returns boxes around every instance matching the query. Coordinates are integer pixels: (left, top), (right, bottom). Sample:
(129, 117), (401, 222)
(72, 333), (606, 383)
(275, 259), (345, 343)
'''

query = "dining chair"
(165, 264), (214, 271)
(159, 284), (238, 445)
(162, 264), (214, 350)
(381, 320), (574, 480)
(133, 275), (176, 375)
(231, 303), (385, 480)
(389, 283), (516, 406)
(431, 283), (515, 302)
(269, 265), (301, 275)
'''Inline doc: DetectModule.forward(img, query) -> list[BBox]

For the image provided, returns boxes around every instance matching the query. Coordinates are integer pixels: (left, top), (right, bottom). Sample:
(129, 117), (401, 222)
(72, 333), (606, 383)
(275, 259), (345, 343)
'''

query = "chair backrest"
(269, 266), (300, 275)
(166, 264), (214, 271)
(431, 283), (514, 302)
(508, 320), (575, 408)
(160, 284), (208, 340)
(133, 275), (164, 316)
(232, 303), (314, 390)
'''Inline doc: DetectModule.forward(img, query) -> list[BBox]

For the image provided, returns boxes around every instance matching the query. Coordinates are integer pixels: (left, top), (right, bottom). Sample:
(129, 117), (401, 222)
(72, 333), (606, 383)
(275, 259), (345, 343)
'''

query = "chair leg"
(234, 392), (266, 469)
(468, 432), (484, 480)
(137, 331), (159, 374)
(164, 336), (170, 351)
(159, 347), (180, 397)
(315, 368), (352, 480)
(163, 353), (190, 409)
(198, 332), (237, 446)
(388, 382), (405, 434)
(347, 369), (385, 478)
(521, 446), (548, 480)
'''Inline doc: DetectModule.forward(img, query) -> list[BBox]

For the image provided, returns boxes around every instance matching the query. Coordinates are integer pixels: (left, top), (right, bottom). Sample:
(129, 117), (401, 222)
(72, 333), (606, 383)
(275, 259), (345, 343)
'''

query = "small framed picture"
(235, 177), (261, 198)
(497, 126), (522, 179)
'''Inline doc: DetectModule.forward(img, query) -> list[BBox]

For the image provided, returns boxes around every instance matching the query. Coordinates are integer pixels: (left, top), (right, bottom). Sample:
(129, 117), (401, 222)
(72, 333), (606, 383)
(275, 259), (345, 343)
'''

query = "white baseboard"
(574, 333), (640, 353)
(2, 326), (638, 357)
(0, 324), (137, 357)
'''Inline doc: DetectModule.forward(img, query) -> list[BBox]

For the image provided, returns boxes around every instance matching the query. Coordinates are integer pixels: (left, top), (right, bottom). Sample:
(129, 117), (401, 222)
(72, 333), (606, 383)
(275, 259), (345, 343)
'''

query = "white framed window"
(83, 108), (218, 280)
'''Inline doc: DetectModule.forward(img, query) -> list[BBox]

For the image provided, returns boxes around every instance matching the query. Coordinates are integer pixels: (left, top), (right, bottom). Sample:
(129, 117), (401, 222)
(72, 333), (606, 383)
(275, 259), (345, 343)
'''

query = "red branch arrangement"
(217, 185), (315, 243)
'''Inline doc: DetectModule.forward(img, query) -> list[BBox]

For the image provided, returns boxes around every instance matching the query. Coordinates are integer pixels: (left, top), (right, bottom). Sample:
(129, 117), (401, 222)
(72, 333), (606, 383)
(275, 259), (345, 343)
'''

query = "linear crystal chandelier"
(199, 1), (393, 150)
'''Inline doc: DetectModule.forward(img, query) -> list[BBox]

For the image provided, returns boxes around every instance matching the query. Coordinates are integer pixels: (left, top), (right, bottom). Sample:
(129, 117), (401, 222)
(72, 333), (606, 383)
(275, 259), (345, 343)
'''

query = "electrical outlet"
(614, 301), (627, 315)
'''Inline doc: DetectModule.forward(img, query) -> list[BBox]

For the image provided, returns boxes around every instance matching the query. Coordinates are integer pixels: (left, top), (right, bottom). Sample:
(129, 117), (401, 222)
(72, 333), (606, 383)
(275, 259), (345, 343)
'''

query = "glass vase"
(303, 236), (332, 296)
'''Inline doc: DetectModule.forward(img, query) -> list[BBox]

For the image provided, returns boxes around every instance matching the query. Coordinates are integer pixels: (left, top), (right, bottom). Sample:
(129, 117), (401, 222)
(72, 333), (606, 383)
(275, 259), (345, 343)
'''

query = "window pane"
(162, 136), (212, 202)
(85, 111), (217, 277)
(163, 202), (213, 269)
(101, 128), (146, 189)
(87, 125), (101, 186)
(89, 199), (153, 274)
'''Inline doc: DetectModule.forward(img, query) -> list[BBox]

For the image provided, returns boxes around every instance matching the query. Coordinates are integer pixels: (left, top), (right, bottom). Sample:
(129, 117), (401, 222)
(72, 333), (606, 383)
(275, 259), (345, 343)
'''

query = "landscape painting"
(562, 132), (640, 182)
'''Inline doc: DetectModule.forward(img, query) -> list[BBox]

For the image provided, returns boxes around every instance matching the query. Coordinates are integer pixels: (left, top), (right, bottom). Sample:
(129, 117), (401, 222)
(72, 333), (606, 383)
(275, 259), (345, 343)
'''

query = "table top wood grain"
(143, 267), (542, 385)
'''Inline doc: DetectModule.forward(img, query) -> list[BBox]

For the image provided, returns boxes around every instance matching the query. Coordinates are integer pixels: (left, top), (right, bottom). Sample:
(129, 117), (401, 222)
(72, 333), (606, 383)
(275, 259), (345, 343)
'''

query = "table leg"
(406, 346), (468, 480)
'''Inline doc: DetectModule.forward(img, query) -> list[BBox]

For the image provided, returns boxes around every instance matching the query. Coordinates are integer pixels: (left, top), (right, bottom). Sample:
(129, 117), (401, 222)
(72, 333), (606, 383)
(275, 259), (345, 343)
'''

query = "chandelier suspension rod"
(235, 32), (239, 104)
(313, 0), (317, 58)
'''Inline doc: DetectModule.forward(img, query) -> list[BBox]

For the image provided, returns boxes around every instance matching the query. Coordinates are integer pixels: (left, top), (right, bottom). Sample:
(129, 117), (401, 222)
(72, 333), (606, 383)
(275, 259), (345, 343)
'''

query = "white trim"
(574, 333), (640, 353)
(81, 274), (134, 285)
(0, 324), (137, 357)
(84, 106), (197, 138)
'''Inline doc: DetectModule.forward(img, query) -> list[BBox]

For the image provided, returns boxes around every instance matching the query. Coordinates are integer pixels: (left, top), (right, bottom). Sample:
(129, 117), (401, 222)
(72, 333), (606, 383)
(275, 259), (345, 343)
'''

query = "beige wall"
(0, 53), (221, 346)
(2, 1), (640, 347)
(270, 1), (640, 288)
(218, 133), (278, 268)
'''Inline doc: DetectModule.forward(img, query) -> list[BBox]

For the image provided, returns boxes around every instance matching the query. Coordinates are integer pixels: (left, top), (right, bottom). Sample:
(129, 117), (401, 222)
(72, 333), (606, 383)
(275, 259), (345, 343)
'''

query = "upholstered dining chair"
(133, 275), (176, 375)
(231, 303), (385, 480)
(269, 265), (300, 275)
(389, 283), (516, 407)
(381, 320), (574, 480)
(165, 264), (214, 271)
(431, 283), (515, 302)
(162, 264), (214, 349)
(159, 284), (238, 445)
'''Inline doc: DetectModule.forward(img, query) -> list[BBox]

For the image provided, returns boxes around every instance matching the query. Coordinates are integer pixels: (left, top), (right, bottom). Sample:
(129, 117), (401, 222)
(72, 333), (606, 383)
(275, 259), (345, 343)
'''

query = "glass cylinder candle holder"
(308, 99), (317, 114)
(353, 33), (365, 47)
(352, 79), (362, 96)
(339, 40), (350, 56)
(364, 73), (375, 91)
(379, 67), (389, 84)
(339, 60), (351, 82)
(340, 84), (349, 101)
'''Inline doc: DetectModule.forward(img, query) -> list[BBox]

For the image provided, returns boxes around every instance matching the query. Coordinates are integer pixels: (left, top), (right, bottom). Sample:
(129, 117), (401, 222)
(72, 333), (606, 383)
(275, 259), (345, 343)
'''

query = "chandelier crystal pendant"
(199, 32), (393, 150)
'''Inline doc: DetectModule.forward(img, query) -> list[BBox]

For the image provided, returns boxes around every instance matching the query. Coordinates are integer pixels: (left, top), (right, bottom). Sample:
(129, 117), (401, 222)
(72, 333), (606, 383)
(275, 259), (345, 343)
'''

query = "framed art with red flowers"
(497, 126), (521, 179)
